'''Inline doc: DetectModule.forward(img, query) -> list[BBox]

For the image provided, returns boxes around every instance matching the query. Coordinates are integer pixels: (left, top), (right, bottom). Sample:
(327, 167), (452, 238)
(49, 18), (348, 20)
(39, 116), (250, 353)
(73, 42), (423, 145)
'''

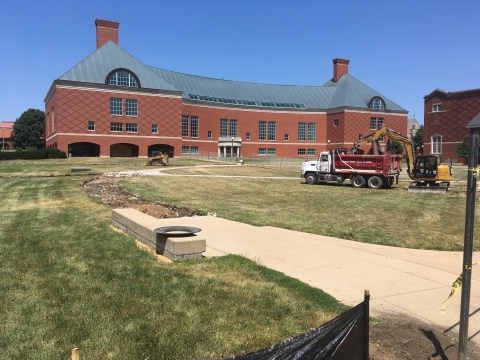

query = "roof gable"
(323, 74), (406, 112)
(59, 41), (178, 92)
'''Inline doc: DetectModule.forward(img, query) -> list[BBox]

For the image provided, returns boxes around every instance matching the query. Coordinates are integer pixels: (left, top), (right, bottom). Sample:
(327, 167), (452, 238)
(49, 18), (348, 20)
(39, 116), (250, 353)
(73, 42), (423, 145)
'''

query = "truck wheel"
(352, 176), (366, 188)
(305, 173), (317, 185)
(368, 176), (383, 189)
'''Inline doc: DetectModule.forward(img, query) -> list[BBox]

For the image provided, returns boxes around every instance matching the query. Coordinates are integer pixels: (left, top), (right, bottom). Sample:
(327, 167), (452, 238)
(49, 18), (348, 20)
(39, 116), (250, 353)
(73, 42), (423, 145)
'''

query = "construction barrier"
(227, 291), (370, 360)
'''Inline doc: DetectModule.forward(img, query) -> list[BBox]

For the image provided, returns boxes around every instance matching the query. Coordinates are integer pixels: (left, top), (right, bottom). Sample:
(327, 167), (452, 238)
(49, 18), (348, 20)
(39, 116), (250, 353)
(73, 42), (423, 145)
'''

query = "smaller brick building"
(424, 88), (480, 163)
(0, 121), (14, 150)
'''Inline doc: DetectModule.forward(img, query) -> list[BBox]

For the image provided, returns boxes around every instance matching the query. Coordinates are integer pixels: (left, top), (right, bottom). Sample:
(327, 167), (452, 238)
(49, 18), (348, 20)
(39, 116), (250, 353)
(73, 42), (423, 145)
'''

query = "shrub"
(0, 149), (67, 160)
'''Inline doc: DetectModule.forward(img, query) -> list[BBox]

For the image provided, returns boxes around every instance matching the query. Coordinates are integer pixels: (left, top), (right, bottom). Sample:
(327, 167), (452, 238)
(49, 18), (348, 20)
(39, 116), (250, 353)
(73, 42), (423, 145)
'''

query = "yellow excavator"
(349, 126), (453, 193)
(143, 151), (169, 166)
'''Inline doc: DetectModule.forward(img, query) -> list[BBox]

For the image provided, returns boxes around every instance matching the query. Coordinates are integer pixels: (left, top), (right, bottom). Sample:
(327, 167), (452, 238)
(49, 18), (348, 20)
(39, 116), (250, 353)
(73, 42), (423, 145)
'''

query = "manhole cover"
(154, 226), (202, 236)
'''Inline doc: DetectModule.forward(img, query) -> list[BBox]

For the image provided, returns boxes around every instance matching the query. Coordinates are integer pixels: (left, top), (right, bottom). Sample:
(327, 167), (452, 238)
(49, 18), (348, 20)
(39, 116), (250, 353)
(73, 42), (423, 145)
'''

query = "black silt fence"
(228, 291), (370, 360)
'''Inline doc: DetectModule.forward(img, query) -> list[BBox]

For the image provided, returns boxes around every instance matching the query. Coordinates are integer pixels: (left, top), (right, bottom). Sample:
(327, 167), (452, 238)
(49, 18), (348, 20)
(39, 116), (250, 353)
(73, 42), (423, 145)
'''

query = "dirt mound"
(83, 174), (202, 218)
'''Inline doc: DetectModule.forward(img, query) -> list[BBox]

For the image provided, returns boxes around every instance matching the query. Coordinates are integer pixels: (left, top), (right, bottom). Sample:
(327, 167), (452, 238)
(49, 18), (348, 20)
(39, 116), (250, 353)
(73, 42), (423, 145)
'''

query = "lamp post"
(231, 136), (234, 160)
(2, 126), (4, 151)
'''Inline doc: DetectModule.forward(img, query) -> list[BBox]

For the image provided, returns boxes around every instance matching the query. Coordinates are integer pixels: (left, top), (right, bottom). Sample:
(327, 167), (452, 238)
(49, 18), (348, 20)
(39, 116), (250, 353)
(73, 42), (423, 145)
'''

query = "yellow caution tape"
(441, 262), (480, 314)
(468, 167), (479, 177)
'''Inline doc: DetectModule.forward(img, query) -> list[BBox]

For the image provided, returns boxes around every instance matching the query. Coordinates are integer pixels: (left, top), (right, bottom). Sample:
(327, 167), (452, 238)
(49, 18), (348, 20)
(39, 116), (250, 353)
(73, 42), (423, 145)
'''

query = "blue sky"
(1, 0), (479, 125)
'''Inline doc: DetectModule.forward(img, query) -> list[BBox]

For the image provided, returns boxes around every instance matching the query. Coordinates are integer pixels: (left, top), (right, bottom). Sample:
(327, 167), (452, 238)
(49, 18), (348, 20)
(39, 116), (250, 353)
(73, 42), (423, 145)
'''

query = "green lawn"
(0, 175), (347, 359)
(122, 167), (477, 251)
(0, 157), (217, 176)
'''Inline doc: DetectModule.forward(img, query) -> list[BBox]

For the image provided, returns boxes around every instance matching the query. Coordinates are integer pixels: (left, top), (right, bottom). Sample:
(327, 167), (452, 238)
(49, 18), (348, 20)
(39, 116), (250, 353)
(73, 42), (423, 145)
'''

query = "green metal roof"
(56, 41), (407, 112)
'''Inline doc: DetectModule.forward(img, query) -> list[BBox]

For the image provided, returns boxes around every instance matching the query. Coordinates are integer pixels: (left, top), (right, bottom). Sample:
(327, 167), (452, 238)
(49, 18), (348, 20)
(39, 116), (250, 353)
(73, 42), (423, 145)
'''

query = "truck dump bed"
(333, 154), (402, 176)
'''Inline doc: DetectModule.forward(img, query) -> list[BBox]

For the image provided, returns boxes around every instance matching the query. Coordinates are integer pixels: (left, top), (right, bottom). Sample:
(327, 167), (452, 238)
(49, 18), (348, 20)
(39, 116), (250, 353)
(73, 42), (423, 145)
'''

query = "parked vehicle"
(302, 126), (453, 192)
(301, 148), (402, 189)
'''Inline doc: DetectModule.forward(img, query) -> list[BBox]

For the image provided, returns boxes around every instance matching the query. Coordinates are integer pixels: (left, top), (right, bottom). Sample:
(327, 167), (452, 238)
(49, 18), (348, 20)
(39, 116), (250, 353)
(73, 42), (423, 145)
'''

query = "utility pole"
(458, 133), (479, 360)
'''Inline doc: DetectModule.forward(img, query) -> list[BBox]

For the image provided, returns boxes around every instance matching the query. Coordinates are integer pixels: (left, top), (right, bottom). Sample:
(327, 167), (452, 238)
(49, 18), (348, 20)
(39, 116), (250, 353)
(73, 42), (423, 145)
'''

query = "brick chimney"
(332, 58), (350, 82)
(95, 19), (119, 48)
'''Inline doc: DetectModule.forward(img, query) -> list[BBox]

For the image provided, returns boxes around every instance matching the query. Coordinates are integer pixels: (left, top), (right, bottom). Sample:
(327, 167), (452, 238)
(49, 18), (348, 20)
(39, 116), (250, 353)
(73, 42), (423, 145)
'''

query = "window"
(268, 122), (276, 141)
(246, 133), (250, 140)
(308, 149), (315, 156)
(308, 123), (316, 141)
(230, 119), (237, 137)
(411, 125), (416, 130)
(191, 116), (198, 138)
(88, 121), (95, 131)
(334, 119), (339, 127)
(110, 98), (122, 115)
(259, 121), (266, 140)
(152, 124), (158, 134)
(208, 131), (212, 139)
(220, 119), (228, 138)
(285, 134), (289, 141)
(369, 97), (385, 109)
(433, 104), (442, 112)
(358, 134), (363, 141)
(268, 148), (276, 156)
(182, 146), (189, 154)
(126, 99), (137, 116)
(259, 148), (266, 155)
(191, 146), (199, 154)
(377, 118), (384, 128)
(370, 118), (376, 130)
(108, 71), (138, 87)
(298, 123), (306, 141)
(126, 123), (138, 133)
(432, 135), (442, 154)
(298, 149), (306, 156)
(110, 122), (123, 132)
(182, 115), (189, 137)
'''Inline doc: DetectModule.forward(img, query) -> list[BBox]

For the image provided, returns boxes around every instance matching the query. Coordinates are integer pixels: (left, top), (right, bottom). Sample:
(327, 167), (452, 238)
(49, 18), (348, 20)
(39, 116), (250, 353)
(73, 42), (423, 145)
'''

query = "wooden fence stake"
(72, 348), (80, 360)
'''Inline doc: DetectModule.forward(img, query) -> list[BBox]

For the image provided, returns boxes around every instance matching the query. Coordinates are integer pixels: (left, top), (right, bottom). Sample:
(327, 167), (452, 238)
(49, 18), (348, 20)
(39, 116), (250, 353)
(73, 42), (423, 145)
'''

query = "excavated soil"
(83, 174), (480, 360)
(83, 174), (203, 218)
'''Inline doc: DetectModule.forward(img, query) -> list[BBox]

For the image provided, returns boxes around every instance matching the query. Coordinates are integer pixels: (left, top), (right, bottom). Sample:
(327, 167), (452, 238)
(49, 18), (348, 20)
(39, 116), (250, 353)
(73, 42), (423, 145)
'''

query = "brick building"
(424, 88), (480, 163)
(0, 121), (14, 150)
(44, 19), (408, 158)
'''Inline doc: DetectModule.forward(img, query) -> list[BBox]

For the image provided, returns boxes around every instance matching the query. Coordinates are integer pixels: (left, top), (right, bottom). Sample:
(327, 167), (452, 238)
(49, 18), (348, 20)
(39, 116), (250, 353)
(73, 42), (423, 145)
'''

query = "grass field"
(0, 157), (216, 176)
(0, 174), (348, 359)
(122, 164), (478, 251)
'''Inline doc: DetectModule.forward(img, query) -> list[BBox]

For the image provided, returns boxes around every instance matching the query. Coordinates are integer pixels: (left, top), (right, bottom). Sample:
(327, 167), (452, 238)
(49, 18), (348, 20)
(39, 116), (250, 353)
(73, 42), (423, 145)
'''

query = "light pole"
(231, 136), (234, 161)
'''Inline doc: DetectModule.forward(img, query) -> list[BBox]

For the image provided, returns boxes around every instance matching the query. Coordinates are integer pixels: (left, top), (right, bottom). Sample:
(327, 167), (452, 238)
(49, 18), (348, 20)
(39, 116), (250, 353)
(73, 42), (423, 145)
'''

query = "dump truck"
(301, 148), (402, 189)
(349, 126), (453, 193)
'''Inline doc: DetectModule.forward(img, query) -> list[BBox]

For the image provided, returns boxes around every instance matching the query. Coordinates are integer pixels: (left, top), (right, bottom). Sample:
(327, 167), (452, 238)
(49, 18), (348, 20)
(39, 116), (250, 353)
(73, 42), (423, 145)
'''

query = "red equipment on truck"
(301, 148), (403, 189)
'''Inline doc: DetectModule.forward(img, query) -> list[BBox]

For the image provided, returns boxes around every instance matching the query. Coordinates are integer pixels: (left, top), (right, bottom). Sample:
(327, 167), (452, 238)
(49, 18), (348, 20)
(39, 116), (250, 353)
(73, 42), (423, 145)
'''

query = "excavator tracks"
(407, 181), (450, 194)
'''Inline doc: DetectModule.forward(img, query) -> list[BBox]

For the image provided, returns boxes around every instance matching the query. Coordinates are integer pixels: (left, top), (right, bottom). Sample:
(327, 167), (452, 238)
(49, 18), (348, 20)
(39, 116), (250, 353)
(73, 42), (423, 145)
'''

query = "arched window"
(369, 97), (385, 109)
(107, 70), (139, 87)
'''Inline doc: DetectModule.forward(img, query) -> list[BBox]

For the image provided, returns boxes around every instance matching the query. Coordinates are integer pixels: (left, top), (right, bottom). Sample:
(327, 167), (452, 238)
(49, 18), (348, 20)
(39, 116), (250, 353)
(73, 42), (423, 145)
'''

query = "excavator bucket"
(407, 181), (449, 194)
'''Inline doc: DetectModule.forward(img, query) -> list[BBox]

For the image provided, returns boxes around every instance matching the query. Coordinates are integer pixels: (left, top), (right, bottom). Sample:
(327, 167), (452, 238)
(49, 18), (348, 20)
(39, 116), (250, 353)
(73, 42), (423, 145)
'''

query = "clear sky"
(1, 0), (479, 125)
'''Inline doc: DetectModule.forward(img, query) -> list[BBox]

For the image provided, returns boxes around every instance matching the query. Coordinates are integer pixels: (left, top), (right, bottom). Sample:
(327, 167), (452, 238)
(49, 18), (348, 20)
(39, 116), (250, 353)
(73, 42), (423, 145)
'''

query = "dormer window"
(369, 97), (385, 109)
(107, 70), (139, 87)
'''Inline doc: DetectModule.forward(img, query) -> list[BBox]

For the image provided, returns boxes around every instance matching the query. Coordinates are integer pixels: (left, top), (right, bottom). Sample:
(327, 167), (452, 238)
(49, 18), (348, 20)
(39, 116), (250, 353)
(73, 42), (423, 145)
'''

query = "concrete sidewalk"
(151, 215), (480, 345)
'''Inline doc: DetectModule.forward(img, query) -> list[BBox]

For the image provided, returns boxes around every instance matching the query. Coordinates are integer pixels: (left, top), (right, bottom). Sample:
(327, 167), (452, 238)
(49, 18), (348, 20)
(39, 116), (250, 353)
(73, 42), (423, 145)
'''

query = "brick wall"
(181, 103), (327, 157)
(424, 89), (480, 163)
(46, 86), (183, 156)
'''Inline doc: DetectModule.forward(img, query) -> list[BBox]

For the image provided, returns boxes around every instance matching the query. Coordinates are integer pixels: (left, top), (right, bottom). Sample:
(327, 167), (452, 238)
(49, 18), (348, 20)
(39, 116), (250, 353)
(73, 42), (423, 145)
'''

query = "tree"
(11, 109), (46, 149)
(411, 125), (424, 153)
(456, 136), (480, 159)
(388, 140), (403, 154)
